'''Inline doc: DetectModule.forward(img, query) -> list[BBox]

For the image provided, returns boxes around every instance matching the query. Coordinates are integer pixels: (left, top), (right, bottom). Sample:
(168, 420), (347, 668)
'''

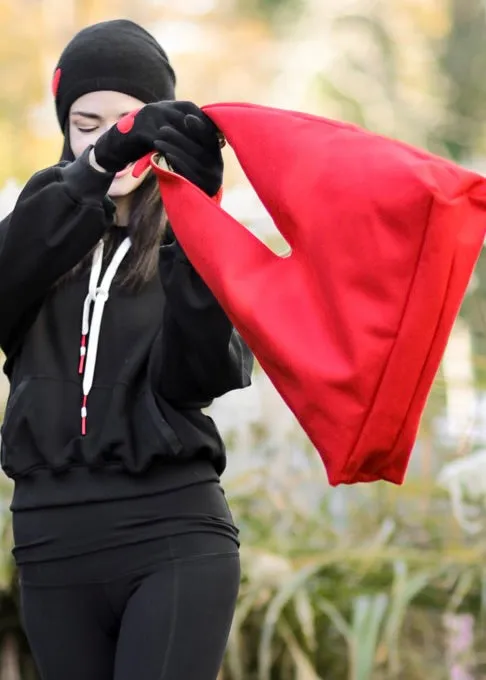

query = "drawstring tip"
(78, 336), (87, 375)
(81, 396), (87, 436)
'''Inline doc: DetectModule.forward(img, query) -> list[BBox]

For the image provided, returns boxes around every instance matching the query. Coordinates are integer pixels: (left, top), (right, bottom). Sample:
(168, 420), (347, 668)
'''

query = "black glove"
(93, 101), (183, 174)
(154, 102), (224, 197)
(93, 101), (223, 196)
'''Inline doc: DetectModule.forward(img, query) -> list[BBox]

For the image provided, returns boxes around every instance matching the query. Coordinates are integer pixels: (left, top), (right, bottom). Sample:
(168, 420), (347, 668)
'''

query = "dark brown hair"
(59, 131), (167, 290)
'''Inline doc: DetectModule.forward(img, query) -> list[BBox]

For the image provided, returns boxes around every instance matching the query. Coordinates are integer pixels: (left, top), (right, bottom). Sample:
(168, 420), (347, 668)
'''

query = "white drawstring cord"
(78, 237), (132, 435)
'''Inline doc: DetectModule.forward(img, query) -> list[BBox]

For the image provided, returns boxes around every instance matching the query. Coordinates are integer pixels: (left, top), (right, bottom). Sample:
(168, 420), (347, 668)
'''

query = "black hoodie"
(0, 149), (253, 510)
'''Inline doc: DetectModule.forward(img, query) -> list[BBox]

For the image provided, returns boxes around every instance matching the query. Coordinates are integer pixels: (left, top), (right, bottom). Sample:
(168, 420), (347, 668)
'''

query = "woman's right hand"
(93, 101), (186, 173)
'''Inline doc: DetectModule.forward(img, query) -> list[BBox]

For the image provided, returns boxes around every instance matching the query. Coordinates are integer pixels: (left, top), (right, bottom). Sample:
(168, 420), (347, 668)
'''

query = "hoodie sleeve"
(158, 234), (254, 405)
(0, 148), (115, 355)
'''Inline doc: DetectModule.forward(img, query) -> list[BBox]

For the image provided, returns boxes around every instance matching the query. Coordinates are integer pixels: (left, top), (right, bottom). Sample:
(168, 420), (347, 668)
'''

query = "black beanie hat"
(52, 19), (176, 130)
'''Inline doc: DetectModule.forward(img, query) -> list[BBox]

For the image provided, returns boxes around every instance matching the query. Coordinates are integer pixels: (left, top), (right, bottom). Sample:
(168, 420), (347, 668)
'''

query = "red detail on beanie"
(52, 68), (61, 98)
(117, 108), (142, 134)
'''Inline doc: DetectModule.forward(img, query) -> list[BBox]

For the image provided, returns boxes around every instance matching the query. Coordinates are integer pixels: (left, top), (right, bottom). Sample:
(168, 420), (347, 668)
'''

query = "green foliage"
(312, 0), (486, 163)
(218, 463), (486, 679)
(437, 0), (486, 161)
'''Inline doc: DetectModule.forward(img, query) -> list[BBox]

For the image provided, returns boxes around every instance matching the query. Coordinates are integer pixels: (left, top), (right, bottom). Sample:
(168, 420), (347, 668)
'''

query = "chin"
(108, 168), (152, 198)
(108, 176), (139, 198)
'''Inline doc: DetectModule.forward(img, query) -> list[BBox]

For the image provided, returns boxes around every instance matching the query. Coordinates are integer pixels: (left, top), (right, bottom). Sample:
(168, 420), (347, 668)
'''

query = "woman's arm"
(158, 235), (254, 405)
(0, 147), (115, 354)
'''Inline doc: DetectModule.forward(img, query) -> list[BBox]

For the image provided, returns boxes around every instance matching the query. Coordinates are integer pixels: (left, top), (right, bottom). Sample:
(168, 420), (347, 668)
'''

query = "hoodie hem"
(10, 458), (219, 511)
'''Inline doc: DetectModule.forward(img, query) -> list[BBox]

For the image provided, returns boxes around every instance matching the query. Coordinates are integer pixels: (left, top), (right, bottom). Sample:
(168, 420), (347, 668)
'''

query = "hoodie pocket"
(90, 383), (183, 472)
(1, 376), (81, 476)
(0, 376), (185, 478)
(145, 389), (183, 455)
(1, 378), (31, 466)
(1, 377), (34, 474)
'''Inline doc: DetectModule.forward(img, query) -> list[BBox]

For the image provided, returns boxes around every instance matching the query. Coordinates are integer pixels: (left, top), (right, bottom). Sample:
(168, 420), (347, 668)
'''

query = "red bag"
(151, 103), (486, 486)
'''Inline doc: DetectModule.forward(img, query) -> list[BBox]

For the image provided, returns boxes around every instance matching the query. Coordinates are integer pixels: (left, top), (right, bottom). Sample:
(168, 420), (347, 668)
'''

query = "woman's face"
(69, 90), (151, 198)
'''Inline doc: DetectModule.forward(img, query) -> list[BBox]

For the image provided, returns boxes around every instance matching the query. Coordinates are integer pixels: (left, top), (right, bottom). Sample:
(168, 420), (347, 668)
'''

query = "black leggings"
(18, 534), (240, 680)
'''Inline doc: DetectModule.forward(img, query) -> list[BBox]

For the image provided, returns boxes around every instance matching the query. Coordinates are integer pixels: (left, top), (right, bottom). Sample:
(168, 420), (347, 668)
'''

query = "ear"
(152, 102), (486, 486)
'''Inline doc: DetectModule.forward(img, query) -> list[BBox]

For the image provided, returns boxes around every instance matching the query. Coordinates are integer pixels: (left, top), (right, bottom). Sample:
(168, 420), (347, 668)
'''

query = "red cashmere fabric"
(151, 103), (486, 486)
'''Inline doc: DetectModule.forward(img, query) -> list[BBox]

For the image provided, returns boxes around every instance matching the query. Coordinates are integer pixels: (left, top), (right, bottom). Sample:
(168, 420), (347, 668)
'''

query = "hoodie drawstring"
(78, 237), (132, 435)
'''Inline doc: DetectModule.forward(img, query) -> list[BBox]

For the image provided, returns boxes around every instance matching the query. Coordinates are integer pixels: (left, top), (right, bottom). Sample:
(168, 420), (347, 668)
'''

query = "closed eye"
(77, 127), (97, 133)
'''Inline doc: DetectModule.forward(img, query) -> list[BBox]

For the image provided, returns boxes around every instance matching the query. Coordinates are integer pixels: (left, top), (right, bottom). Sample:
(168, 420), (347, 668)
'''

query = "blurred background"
(2, 0), (486, 678)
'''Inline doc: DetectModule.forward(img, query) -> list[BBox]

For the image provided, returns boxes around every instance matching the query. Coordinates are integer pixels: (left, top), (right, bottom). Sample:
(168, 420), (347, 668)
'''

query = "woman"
(0, 19), (253, 680)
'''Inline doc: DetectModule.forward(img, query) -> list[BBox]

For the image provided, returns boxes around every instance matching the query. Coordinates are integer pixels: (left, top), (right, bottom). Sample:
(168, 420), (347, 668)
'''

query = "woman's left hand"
(154, 101), (223, 198)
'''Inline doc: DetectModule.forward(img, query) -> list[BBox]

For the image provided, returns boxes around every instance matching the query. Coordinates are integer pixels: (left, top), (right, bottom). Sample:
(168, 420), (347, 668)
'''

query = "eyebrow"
(71, 111), (102, 121)
(71, 111), (131, 120)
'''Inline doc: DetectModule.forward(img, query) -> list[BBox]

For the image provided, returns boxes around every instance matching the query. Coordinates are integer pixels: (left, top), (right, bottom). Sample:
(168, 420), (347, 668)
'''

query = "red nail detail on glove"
(52, 68), (61, 98)
(151, 102), (486, 487)
(117, 108), (142, 134)
(132, 153), (152, 178)
(212, 186), (224, 204)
